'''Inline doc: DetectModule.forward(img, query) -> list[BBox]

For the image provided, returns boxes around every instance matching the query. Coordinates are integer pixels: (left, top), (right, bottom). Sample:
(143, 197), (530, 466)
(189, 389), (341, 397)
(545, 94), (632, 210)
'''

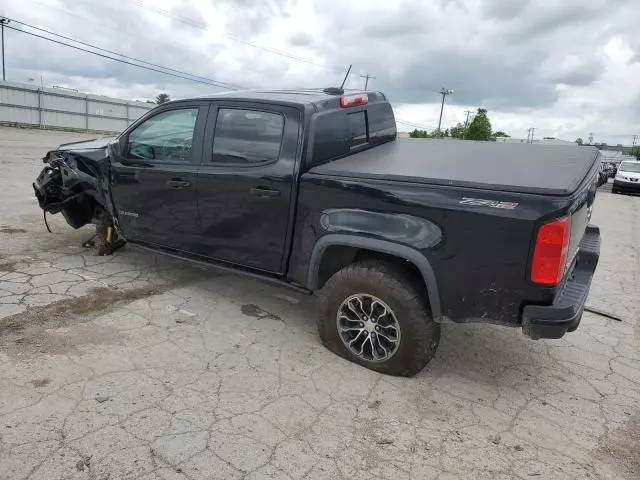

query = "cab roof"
(186, 88), (388, 111)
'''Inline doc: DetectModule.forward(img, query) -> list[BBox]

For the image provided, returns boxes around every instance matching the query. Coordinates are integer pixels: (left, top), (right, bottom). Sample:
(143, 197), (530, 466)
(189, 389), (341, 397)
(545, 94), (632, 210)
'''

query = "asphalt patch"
(0, 226), (28, 234)
(598, 412), (640, 478)
(31, 378), (51, 388)
(0, 285), (172, 356)
(0, 255), (18, 272)
(241, 303), (281, 320)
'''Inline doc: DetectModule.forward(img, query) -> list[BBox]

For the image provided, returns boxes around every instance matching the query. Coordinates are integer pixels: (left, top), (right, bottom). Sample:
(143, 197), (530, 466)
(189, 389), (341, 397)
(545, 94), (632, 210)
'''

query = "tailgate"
(565, 166), (598, 273)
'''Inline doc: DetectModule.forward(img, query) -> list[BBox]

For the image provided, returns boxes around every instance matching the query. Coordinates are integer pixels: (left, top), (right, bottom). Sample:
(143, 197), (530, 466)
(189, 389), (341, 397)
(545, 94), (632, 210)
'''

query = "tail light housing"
(339, 94), (368, 108)
(531, 216), (571, 285)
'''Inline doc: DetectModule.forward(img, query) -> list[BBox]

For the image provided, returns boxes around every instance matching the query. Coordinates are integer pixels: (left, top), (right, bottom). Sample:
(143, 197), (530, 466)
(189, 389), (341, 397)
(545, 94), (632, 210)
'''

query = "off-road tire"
(316, 260), (440, 377)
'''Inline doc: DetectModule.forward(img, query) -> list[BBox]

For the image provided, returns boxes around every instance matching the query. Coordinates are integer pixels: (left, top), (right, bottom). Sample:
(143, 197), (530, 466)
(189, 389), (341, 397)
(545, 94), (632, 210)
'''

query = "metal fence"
(0, 80), (154, 133)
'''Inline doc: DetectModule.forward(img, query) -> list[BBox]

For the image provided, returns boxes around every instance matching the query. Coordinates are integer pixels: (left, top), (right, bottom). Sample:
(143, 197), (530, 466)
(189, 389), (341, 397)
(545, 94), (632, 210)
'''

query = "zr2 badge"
(459, 197), (519, 210)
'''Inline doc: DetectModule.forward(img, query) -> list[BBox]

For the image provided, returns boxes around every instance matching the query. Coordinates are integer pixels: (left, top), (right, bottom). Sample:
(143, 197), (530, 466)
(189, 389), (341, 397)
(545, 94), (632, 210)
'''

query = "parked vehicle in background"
(597, 164), (608, 187)
(33, 88), (601, 376)
(600, 161), (617, 179)
(612, 160), (640, 194)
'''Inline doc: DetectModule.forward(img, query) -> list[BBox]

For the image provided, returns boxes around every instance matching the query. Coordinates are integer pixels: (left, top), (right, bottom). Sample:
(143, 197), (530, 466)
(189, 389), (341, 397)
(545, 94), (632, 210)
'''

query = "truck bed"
(309, 139), (600, 196)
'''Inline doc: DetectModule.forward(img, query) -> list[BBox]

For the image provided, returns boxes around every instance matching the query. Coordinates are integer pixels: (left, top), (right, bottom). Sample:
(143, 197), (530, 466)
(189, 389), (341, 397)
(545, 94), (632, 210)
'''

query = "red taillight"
(531, 216), (571, 285)
(339, 94), (368, 108)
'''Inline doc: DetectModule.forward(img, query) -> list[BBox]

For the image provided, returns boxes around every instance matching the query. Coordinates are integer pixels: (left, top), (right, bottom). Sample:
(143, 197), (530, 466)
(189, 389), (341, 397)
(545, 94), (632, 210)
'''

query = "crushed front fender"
(33, 138), (118, 230)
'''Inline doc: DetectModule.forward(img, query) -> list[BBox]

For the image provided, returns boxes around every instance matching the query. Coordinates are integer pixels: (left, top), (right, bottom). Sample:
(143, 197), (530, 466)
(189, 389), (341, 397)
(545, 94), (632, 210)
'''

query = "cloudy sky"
(3, 0), (640, 144)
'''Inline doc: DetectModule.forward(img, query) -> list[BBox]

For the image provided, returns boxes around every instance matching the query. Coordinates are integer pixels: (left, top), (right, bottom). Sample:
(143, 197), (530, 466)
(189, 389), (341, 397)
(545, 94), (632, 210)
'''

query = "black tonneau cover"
(310, 139), (600, 196)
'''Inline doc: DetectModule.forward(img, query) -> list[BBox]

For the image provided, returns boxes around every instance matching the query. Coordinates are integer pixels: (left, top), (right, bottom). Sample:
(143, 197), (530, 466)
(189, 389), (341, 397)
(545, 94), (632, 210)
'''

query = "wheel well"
(315, 246), (429, 304)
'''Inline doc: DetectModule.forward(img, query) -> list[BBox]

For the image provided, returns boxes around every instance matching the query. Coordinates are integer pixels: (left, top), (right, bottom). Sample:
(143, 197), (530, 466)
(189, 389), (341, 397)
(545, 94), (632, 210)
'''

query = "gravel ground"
(0, 126), (639, 480)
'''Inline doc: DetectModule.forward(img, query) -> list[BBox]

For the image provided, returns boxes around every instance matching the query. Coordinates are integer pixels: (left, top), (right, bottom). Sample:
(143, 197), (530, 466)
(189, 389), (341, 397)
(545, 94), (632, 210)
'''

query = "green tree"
(465, 108), (492, 141)
(449, 122), (466, 139)
(493, 131), (510, 138)
(409, 129), (436, 138)
(631, 147), (640, 160)
(575, 138), (584, 145)
(155, 93), (171, 104)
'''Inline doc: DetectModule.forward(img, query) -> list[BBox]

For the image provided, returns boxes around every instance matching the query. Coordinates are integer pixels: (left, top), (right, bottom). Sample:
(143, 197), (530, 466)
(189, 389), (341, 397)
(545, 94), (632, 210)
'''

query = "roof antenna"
(323, 64), (353, 95)
(339, 64), (353, 90)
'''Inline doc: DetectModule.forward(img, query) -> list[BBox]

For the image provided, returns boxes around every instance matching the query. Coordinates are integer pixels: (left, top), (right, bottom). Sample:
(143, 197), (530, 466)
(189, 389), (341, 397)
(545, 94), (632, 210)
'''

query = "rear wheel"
(316, 260), (440, 376)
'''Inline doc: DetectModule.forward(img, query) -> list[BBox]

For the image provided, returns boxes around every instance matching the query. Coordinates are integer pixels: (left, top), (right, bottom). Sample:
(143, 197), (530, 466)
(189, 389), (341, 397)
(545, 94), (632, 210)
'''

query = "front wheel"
(316, 260), (440, 377)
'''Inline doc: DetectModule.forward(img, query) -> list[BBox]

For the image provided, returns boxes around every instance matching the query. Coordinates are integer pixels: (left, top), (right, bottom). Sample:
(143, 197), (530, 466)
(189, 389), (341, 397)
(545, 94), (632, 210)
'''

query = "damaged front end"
(33, 137), (125, 254)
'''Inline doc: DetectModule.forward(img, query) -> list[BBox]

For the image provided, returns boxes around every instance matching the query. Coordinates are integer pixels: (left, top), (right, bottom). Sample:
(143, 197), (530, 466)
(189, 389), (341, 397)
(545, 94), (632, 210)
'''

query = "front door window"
(128, 108), (199, 163)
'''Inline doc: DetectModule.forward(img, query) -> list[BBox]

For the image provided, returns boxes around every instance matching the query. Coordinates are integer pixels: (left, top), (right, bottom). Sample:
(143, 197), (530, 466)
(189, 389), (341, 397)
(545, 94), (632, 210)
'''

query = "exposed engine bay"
(32, 137), (126, 255)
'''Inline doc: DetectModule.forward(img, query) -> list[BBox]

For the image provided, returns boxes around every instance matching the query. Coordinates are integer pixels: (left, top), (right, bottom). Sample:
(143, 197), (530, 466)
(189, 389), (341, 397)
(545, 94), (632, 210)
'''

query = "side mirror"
(110, 136), (127, 157)
(119, 137), (128, 156)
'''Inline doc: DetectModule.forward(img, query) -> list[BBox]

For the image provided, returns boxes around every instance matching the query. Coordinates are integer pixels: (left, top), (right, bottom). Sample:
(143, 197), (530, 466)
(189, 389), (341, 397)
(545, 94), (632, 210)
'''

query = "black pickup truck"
(33, 88), (601, 376)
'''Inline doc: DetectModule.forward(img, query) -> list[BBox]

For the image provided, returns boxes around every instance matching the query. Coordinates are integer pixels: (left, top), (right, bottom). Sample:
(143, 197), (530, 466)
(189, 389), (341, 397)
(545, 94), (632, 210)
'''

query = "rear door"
(111, 101), (208, 252)
(195, 102), (301, 273)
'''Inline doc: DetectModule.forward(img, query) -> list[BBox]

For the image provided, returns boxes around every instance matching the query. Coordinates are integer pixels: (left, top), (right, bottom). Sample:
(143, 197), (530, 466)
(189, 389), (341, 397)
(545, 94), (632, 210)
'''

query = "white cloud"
(3, 0), (640, 144)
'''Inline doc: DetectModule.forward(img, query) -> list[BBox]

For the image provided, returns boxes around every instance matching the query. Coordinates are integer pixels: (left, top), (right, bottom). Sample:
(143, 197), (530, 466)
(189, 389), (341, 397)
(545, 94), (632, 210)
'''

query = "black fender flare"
(307, 234), (442, 321)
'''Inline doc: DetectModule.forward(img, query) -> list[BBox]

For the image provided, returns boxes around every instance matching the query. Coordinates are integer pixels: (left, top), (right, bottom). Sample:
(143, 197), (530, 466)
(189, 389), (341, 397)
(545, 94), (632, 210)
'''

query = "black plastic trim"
(128, 241), (311, 294)
(522, 225), (600, 339)
(612, 180), (640, 193)
(307, 234), (442, 321)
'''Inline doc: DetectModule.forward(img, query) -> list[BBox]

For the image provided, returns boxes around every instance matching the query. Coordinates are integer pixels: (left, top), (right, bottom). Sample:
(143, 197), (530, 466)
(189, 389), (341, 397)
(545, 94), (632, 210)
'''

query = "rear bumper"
(521, 225), (600, 340)
(613, 180), (640, 193)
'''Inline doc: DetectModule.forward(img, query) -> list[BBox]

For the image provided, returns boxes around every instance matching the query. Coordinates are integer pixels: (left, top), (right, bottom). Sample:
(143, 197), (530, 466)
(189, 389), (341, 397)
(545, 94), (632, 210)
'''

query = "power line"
(24, 0), (209, 60)
(4, 23), (243, 90)
(396, 120), (426, 129)
(444, 102), (463, 126)
(6, 18), (243, 90)
(128, 0), (343, 73)
(21, 0), (347, 84)
(396, 119), (437, 130)
(26, 0), (330, 71)
(6, 15), (445, 133)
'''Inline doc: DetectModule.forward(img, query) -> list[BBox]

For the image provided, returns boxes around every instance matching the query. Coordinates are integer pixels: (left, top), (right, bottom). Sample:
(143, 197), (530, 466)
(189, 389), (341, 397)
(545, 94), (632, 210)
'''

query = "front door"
(195, 103), (301, 273)
(111, 102), (208, 252)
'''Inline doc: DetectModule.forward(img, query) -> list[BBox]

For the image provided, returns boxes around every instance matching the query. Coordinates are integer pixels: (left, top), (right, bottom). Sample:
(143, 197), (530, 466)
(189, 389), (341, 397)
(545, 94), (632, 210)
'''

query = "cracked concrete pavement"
(0, 127), (639, 479)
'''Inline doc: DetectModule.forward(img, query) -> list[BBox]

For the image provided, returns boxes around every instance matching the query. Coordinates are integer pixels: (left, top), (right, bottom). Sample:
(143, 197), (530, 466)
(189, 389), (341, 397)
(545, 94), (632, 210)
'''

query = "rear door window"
(212, 109), (285, 164)
(348, 111), (368, 148)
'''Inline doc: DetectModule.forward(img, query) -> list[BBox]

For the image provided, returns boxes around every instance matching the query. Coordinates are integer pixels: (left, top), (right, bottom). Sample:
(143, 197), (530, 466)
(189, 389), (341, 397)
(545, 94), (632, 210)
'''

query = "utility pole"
(527, 127), (535, 144)
(464, 110), (473, 128)
(437, 87), (454, 134)
(360, 74), (376, 90)
(632, 134), (637, 147)
(0, 18), (9, 82)
(462, 110), (473, 139)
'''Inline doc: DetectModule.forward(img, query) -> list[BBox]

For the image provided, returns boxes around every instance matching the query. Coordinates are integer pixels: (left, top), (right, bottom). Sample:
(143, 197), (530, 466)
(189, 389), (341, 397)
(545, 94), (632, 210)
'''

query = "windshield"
(619, 162), (640, 173)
